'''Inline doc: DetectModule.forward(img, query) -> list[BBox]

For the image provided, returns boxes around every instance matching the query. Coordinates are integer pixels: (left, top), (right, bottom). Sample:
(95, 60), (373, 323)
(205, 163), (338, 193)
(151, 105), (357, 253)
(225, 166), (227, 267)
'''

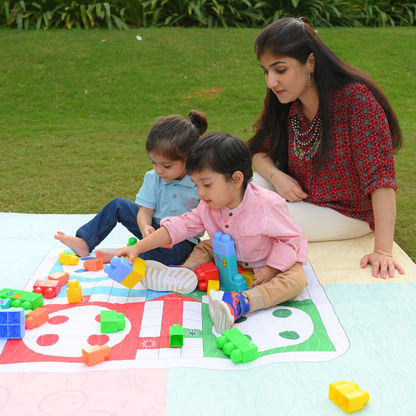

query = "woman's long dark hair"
(247, 17), (402, 173)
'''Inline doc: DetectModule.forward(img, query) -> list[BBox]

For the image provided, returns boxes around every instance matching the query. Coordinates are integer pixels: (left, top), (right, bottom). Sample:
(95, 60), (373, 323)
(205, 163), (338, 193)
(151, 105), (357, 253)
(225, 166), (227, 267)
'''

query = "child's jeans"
(76, 197), (195, 266)
(183, 239), (307, 312)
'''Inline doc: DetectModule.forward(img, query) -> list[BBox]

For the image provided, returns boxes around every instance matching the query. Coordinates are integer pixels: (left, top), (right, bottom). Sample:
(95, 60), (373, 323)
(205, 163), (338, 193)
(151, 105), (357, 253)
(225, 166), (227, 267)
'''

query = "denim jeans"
(76, 197), (195, 266)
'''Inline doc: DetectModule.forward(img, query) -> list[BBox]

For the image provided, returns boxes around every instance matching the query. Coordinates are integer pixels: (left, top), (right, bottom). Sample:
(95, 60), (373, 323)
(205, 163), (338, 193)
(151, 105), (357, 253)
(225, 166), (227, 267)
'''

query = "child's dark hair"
(146, 110), (208, 160)
(186, 132), (253, 189)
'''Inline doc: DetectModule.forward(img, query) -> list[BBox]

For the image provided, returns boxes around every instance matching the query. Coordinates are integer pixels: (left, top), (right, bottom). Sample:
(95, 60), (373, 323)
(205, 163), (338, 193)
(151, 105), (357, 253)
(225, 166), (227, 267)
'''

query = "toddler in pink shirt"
(98, 132), (308, 333)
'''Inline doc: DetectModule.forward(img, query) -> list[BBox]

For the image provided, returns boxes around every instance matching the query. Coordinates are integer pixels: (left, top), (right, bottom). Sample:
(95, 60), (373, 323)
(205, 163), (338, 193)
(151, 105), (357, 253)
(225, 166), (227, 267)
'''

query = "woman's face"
(260, 52), (314, 104)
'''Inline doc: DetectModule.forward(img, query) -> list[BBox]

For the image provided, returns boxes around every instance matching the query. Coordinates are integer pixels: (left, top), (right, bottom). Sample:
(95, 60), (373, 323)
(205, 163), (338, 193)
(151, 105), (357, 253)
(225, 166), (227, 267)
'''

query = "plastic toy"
(33, 279), (61, 299)
(104, 256), (145, 289)
(127, 237), (137, 246)
(195, 262), (219, 291)
(25, 307), (49, 329)
(59, 253), (79, 265)
(216, 327), (258, 364)
(238, 267), (254, 287)
(0, 308), (25, 339)
(82, 345), (111, 366)
(160, 243), (173, 249)
(207, 279), (220, 292)
(0, 298), (11, 310)
(48, 271), (70, 287)
(329, 381), (370, 414)
(66, 280), (83, 303)
(100, 310), (125, 333)
(212, 232), (247, 293)
(169, 324), (184, 347)
(84, 258), (104, 272)
(0, 288), (44, 311)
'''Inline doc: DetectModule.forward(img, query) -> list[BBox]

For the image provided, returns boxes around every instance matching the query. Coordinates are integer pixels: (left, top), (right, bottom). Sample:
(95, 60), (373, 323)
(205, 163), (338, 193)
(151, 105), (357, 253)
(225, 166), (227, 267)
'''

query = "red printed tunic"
(257, 83), (397, 230)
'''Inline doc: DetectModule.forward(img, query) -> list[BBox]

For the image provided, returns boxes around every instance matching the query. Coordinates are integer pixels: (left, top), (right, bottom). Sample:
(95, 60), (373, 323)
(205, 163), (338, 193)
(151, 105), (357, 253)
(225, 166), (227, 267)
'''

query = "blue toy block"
(0, 309), (25, 339)
(212, 232), (236, 257)
(0, 298), (11, 310)
(104, 256), (145, 289)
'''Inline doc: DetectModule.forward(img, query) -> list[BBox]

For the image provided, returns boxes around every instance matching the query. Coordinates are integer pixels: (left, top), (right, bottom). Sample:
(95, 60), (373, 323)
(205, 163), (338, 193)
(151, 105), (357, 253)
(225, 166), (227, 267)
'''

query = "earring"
(308, 72), (314, 87)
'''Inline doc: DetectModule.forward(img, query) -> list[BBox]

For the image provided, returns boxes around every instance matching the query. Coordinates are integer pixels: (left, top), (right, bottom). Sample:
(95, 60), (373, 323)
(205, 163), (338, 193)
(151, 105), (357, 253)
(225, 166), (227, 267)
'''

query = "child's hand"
(250, 266), (278, 287)
(142, 225), (155, 238)
(116, 245), (142, 265)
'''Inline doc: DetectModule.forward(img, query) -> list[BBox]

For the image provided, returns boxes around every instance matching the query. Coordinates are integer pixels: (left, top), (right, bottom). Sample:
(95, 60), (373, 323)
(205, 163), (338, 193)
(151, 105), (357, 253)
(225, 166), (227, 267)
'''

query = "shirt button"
(245, 263), (248, 267)
(225, 224), (229, 229)
(229, 213), (233, 217)
(172, 194), (177, 198)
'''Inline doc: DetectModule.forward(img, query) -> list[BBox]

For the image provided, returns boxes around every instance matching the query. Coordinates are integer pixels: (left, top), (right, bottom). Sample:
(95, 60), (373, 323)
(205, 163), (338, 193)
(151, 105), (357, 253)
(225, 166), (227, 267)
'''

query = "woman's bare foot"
(54, 231), (90, 257)
(95, 249), (121, 264)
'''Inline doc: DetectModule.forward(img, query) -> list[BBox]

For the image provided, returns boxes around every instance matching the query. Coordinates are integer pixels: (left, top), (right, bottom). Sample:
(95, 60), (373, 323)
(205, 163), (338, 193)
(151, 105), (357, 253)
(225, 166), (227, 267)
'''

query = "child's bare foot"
(54, 231), (90, 257)
(95, 249), (120, 264)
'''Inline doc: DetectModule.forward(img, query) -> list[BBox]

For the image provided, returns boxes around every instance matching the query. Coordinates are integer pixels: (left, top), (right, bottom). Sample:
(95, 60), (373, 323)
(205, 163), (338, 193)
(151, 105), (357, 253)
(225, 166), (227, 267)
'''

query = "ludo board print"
(0, 247), (349, 372)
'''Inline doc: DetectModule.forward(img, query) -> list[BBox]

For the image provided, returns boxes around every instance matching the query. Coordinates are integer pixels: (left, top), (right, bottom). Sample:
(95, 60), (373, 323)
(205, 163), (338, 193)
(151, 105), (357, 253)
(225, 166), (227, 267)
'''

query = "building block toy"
(66, 280), (83, 303)
(25, 308), (49, 329)
(48, 271), (70, 287)
(238, 267), (254, 287)
(160, 243), (173, 249)
(84, 258), (104, 272)
(100, 310), (125, 333)
(169, 324), (184, 347)
(0, 288), (44, 311)
(127, 237), (137, 246)
(195, 262), (219, 291)
(33, 279), (61, 299)
(82, 345), (111, 366)
(0, 298), (11, 310)
(207, 279), (220, 292)
(329, 381), (370, 414)
(59, 252), (79, 266)
(0, 308), (25, 339)
(212, 232), (247, 293)
(104, 256), (145, 289)
(216, 327), (258, 364)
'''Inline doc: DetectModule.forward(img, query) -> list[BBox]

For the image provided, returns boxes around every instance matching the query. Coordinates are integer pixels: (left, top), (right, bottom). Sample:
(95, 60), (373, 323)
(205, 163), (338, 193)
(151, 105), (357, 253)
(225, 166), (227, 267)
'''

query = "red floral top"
(255, 83), (397, 230)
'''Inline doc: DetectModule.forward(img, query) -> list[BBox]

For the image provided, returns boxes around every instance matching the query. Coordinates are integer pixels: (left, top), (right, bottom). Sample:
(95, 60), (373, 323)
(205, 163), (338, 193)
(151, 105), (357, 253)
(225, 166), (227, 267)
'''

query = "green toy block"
(0, 288), (44, 311)
(100, 310), (125, 333)
(127, 237), (138, 247)
(169, 324), (184, 347)
(216, 327), (258, 364)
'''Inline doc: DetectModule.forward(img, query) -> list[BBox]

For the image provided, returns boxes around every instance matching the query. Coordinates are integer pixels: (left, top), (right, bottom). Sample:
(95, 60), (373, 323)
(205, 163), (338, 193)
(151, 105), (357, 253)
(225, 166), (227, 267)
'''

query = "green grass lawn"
(0, 27), (415, 260)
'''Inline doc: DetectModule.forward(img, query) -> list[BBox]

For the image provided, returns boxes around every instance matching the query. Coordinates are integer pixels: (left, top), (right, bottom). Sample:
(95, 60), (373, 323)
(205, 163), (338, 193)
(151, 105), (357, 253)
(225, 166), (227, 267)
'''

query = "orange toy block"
(59, 253), (79, 266)
(82, 345), (111, 366)
(66, 280), (83, 303)
(25, 308), (49, 329)
(48, 272), (70, 287)
(84, 259), (104, 271)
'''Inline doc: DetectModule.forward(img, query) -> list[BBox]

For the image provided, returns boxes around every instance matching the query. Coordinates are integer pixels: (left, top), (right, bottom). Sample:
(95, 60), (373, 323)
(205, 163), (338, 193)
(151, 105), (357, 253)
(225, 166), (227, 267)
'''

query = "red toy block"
(82, 345), (111, 366)
(25, 308), (49, 329)
(33, 279), (61, 299)
(195, 262), (219, 291)
(48, 272), (70, 287)
(84, 258), (104, 271)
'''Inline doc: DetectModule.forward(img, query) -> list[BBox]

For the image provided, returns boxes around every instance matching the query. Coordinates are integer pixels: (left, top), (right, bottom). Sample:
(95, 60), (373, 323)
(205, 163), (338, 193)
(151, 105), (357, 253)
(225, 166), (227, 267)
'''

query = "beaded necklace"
(290, 113), (321, 161)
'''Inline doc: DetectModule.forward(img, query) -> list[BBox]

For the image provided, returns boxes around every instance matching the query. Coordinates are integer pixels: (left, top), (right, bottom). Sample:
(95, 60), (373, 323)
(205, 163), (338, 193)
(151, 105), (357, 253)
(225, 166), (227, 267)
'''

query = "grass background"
(0, 27), (415, 260)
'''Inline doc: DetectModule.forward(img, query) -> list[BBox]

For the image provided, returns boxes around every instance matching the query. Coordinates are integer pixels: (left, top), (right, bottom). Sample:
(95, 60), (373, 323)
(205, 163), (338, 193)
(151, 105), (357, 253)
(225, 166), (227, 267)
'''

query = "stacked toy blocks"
(216, 327), (258, 364)
(329, 381), (370, 414)
(212, 232), (247, 292)
(100, 310), (125, 333)
(104, 256), (145, 289)
(0, 309), (25, 339)
(0, 288), (44, 311)
(195, 262), (219, 292)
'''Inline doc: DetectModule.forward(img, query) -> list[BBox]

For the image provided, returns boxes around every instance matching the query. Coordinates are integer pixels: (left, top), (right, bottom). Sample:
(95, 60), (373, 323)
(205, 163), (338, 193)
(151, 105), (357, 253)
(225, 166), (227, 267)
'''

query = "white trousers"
(252, 172), (372, 242)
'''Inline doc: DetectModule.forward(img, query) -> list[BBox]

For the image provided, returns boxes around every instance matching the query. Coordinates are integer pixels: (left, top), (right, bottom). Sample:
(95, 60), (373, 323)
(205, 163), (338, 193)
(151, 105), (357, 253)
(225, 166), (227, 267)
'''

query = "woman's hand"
(360, 252), (405, 278)
(272, 170), (308, 202)
(250, 266), (278, 287)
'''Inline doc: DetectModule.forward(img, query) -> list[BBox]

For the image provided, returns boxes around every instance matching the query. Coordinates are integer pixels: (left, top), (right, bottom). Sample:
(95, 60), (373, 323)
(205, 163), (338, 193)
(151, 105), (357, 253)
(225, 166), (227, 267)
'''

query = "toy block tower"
(212, 232), (247, 293)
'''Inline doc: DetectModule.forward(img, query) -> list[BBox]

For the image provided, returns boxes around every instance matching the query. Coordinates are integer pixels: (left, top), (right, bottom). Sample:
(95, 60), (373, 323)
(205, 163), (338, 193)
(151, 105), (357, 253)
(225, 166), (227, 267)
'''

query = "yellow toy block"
(59, 253), (79, 266)
(329, 381), (370, 414)
(120, 257), (145, 289)
(207, 280), (220, 292)
(238, 267), (254, 287)
(66, 280), (83, 303)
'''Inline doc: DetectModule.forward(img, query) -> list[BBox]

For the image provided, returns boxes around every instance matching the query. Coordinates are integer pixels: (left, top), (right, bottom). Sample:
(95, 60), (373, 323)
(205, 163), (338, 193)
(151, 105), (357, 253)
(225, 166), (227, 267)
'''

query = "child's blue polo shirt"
(135, 169), (200, 244)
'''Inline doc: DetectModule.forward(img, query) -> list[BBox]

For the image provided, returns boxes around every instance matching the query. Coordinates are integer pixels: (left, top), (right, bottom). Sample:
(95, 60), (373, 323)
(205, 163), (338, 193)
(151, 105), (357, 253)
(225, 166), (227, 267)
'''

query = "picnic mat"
(1, 212), (415, 415)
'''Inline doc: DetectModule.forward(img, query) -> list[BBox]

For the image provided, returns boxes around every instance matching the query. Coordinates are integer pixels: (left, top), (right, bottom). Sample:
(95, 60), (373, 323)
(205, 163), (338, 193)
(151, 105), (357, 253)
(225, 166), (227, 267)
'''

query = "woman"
(247, 17), (404, 278)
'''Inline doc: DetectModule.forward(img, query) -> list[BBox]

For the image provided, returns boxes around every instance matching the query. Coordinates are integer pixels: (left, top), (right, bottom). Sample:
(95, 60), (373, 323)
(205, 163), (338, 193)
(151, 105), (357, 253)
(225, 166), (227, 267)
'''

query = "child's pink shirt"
(161, 183), (308, 273)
